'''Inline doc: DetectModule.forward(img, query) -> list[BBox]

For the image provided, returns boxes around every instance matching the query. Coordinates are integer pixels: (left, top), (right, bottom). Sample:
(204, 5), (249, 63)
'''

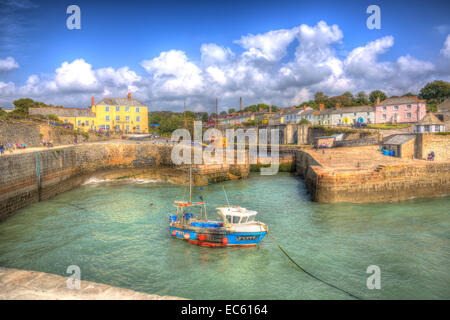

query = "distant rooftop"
(383, 134), (416, 145)
(96, 97), (146, 107)
(29, 106), (95, 117)
(377, 96), (424, 106)
(416, 113), (444, 125)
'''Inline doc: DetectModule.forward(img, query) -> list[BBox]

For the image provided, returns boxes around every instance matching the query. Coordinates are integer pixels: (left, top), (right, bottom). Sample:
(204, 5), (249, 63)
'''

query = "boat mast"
(189, 165), (192, 204)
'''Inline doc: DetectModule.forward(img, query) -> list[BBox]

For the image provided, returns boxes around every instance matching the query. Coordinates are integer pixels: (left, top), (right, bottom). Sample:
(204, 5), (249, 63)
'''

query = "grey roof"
(300, 109), (316, 116)
(383, 134), (415, 145)
(97, 98), (147, 107)
(29, 107), (95, 117)
(416, 113), (444, 125)
(331, 105), (374, 114)
(376, 96), (424, 106)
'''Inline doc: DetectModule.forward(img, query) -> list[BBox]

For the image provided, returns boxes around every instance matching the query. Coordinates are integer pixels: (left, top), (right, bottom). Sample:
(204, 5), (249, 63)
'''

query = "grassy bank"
(367, 123), (412, 130)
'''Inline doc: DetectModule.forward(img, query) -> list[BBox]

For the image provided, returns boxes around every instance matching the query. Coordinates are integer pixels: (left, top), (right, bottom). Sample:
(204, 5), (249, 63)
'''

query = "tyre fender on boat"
(222, 237), (229, 245)
(184, 233), (190, 240)
(198, 234), (205, 241)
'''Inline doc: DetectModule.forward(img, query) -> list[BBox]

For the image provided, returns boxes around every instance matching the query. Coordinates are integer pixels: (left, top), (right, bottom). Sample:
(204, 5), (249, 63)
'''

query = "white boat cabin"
(217, 207), (258, 225)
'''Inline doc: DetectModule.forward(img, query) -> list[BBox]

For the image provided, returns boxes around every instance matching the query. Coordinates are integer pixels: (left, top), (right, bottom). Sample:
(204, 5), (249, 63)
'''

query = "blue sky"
(1, 0), (449, 111)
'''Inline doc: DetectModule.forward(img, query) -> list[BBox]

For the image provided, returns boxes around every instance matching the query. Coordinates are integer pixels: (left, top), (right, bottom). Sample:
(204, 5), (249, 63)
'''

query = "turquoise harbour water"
(0, 173), (449, 299)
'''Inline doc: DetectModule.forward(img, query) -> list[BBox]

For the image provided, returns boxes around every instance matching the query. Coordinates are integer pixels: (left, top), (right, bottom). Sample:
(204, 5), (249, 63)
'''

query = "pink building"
(375, 96), (426, 124)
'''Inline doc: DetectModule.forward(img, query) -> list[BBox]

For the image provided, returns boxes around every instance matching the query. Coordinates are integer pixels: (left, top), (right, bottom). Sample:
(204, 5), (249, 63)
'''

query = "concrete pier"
(0, 267), (185, 300)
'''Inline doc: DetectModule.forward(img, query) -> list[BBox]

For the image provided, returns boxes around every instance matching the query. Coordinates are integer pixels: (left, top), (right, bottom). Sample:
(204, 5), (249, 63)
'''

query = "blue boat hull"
(169, 226), (266, 247)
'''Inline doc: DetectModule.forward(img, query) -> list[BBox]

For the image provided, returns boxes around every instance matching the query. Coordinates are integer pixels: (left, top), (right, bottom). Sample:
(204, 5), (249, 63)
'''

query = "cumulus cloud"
(0, 56), (19, 72)
(1, 21), (450, 110)
(441, 35), (450, 58)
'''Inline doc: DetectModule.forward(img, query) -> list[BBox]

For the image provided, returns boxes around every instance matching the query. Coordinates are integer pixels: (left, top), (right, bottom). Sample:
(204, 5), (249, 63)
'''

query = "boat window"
(226, 215), (232, 224)
(232, 216), (241, 224)
(248, 215), (255, 222)
(241, 216), (248, 223)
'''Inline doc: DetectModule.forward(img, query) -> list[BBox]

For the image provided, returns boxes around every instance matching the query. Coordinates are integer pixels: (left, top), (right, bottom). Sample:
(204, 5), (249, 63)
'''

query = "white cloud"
(1, 21), (450, 110)
(236, 27), (300, 61)
(441, 34), (450, 58)
(0, 56), (19, 72)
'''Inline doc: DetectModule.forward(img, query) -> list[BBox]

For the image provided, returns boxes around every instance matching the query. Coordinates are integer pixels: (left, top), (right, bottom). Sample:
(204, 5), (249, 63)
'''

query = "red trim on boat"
(187, 240), (257, 247)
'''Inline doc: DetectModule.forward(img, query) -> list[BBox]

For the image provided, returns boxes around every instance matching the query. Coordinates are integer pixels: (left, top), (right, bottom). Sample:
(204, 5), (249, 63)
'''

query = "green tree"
(356, 91), (369, 105)
(298, 118), (311, 125)
(159, 115), (183, 134)
(369, 90), (387, 104)
(342, 91), (354, 102)
(13, 98), (39, 115)
(418, 80), (450, 104)
(201, 113), (209, 122)
(314, 92), (328, 104)
(228, 108), (236, 114)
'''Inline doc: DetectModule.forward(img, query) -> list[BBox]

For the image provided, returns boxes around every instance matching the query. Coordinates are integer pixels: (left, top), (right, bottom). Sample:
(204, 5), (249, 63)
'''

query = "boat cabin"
(217, 207), (258, 225)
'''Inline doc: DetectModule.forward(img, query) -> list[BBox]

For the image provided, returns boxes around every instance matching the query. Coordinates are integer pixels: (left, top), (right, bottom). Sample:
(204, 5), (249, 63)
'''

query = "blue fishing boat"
(169, 167), (267, 247)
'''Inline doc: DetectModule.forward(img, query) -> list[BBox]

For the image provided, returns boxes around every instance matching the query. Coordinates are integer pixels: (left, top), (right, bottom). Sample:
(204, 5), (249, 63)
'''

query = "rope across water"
(263, 225), (362, 300)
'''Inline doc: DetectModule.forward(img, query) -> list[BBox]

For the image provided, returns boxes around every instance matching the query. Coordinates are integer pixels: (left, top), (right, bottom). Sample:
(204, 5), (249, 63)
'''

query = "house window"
(406, 113), (411, 119)
(86, 120), (89, 126)
(136, 107), (140, 113)
(136, 125), (140, 131)
(99, 125), (105, 130)
(382, 106), (386, 111)
(394, 106), (398, 111)
(425, 125), (430, 132)
(116, 115), (120, 121)
(106, 125), (110, 130)
(136, 116), (140, 122)
(382, 114), (387, 120)
(64, 119), (68, 123)
(126, 116), (130, 121)
(126, 125), (130, 131)
(106, 115), (110, 121)
(116, 106), (120, 112)
(125, 107), (129, 112)
(406, 105), (411, 110)
(116, 125), (121, 131)
(105, 106), (110, 112)
(78, 120), (81, 126)
(435, 125), (441, 132)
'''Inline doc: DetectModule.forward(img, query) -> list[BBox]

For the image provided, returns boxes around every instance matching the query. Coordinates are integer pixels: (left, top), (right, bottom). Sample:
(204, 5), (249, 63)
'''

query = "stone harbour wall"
(295, 150), (450, 203)
(0, 143), (250, 221)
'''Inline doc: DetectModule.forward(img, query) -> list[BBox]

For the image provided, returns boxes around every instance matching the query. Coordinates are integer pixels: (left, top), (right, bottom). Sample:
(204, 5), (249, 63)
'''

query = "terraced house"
(29, 93), (149, 133)
(374, 96), (426, 124)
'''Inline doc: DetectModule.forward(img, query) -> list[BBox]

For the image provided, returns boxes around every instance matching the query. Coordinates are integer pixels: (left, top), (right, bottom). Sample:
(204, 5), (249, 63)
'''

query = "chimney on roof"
(376, 96), (380, 105)
(319, 103), (324, 111)
(240, 97), (242, 111)
(91, 96), (95, 107)
(128, 92), (131, 99)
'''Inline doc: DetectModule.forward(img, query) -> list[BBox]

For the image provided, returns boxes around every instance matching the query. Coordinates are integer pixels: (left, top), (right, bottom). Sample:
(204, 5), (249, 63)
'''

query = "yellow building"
(92, 93), (148, 133)
(29, 93), (149, 134)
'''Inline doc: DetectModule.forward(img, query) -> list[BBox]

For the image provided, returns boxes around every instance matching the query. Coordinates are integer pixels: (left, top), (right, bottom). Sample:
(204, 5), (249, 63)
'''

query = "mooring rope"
(263, 226), (362, 300)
